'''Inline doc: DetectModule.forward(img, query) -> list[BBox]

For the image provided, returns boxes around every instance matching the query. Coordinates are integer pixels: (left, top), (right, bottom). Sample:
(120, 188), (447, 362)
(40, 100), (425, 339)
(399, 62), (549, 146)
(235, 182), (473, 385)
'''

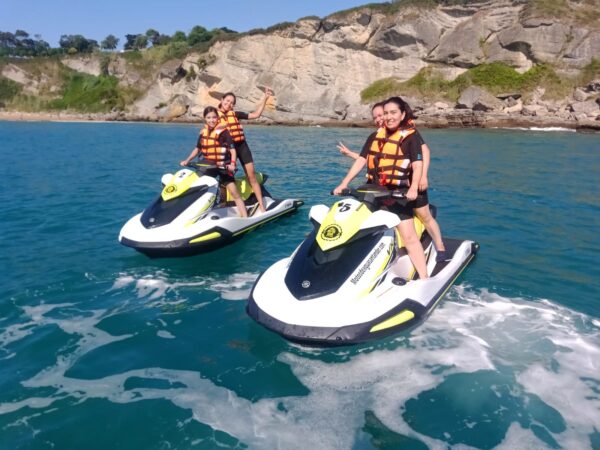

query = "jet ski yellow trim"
(162, 171), (200, 201)
(317, 203), (372, 252)
(232, 208), (291, 237)
(370, 310), (415, 332)
(185, 194), (216, 227)
(358, 241), (394, 299)
(227, 173), (265, 202)
(189, 231), (221, 243)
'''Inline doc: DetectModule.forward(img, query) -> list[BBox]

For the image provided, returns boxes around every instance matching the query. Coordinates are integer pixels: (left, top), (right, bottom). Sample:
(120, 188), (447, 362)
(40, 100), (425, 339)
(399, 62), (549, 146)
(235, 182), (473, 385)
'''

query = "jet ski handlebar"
(331, 186), (406, 200)
(331, 186), (407, 210)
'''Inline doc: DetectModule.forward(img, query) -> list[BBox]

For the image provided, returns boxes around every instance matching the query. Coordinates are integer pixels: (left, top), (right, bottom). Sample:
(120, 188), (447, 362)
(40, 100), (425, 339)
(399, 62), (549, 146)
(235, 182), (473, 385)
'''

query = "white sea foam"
(209, 272), (258, 301)
(157, 330), (175, 339)
(111, 271), (258, 303)
(1, 287), (598, 449)
(498, 126), (576, 132)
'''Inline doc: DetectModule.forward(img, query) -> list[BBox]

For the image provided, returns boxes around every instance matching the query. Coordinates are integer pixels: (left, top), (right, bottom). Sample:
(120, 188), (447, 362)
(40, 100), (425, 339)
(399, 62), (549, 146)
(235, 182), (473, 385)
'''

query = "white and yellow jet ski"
(119, 164), (303, 257)
(247, 185), (478, 346)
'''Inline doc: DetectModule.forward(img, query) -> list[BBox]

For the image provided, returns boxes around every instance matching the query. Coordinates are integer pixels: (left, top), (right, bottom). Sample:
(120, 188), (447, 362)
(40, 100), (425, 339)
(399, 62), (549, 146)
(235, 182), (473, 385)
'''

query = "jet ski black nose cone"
(392, 277), (407, 286)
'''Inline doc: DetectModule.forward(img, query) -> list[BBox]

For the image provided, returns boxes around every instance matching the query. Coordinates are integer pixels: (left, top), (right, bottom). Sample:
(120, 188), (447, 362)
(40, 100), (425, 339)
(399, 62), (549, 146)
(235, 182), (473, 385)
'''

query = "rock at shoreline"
(573, 88), (588, 102)
(457, 86), (503, 111)
(570, 100), (600, 118)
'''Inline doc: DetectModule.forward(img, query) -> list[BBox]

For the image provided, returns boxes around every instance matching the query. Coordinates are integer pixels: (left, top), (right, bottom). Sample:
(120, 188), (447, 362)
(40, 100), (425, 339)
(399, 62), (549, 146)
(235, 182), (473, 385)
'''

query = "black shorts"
(217, 169), (235, 185)
(413, 190), (429, 209)
(234, 140), (253, 165)
(381, 200), (414, 221)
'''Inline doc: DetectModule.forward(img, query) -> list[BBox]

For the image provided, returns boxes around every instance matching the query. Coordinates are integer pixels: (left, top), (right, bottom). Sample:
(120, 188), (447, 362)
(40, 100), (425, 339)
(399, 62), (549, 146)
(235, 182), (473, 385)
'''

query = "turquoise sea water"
(0, 121), (599, 449)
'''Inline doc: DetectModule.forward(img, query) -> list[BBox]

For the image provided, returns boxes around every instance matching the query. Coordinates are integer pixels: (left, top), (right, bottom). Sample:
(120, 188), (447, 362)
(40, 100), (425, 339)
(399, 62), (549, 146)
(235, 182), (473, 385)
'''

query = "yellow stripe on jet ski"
(185, 194), (216, 227)
(189, 231), (221, 243)
(370, 310), (415, 332)
(232, 208), (292, 237)
(358, 241), (394, 299)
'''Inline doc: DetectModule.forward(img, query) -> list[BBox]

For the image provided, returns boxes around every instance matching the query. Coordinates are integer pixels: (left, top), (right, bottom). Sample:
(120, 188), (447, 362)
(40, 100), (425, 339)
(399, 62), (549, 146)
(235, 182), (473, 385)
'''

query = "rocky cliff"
(2, 0), (599, 128)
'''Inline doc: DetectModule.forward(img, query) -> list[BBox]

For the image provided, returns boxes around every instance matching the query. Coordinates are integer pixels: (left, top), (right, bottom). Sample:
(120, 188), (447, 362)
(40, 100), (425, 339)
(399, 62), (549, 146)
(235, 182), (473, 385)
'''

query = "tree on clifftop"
(171, 31), (187, 42)
(133, 34), (148, 50)
(59, 34), (98, 53)
(101, 34), (119, 50)
(145, 28), (170, 46)
(187, 25), (212, 45)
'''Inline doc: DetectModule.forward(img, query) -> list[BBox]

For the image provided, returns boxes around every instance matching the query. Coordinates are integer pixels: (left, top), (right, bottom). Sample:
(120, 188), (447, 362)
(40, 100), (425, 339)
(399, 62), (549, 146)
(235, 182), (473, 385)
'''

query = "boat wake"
(1, 284), (598, 449)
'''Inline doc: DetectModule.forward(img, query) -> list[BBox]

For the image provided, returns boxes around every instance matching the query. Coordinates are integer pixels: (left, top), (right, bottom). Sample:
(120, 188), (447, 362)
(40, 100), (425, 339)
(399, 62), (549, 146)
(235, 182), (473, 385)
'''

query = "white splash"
(1, 286), (599, 449)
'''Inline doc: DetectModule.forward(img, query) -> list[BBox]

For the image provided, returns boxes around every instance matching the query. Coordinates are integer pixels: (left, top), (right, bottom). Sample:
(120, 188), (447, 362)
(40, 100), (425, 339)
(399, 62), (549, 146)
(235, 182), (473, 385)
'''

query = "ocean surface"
(0, 121), (599, 450)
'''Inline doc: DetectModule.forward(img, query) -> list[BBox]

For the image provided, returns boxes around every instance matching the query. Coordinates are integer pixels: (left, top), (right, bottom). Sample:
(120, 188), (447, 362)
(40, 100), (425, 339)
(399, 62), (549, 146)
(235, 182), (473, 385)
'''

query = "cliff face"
(2, 0), (599, 126)
(128, 0), (599, 123)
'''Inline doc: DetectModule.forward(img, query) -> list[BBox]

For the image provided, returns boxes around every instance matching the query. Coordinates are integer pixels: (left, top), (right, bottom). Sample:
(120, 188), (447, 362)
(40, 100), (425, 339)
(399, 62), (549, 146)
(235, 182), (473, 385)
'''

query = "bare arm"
(333, 156), (367, 194)
(180, 147), (200, 166)
(247, 87), (273, 119)
(337, 142), (359, 160)
(226, 147), (237, 173)
(419, 143), (430, 191)
(407, 161), (423, 201)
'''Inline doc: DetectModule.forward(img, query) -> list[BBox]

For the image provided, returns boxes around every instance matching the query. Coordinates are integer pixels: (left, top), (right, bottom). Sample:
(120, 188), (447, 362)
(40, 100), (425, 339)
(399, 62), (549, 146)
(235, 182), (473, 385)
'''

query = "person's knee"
(415, 208), (431, 223)
(403, 232), (419, 246)
(227, 186), (241, 200)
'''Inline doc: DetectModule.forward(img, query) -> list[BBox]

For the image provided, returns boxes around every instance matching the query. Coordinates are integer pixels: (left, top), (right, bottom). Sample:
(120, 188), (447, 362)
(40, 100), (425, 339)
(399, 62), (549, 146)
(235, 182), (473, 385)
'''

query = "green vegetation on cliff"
(526, 0), (600, 28)
(46, 72), (140, 112)
(361, 61), (600, 103)
(0, 76), (22, 103)
(2, 60), (142, 113)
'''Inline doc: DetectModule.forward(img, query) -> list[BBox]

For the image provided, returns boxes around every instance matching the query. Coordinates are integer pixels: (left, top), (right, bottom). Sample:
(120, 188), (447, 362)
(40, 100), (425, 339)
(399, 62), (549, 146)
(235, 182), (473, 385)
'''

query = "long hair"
(203, 106), (219, 117)
(383, 96), (415, 128)
(218, 92), (237, 109)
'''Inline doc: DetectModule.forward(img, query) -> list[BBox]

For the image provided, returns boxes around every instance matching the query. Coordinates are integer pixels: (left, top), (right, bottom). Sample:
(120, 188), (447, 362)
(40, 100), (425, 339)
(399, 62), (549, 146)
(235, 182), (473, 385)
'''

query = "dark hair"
(371, 102), (384, 111)
(203, 106), (219, 117)
(383, 96), (415, 128)
(219, 92), (237, 108)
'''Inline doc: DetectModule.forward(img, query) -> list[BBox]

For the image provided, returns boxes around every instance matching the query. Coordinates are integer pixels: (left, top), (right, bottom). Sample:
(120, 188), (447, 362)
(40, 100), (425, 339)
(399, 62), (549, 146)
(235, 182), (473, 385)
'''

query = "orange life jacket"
(218, 110), (245, 143)
(199, 126), (230, 167)
(367, 127), (417, 187)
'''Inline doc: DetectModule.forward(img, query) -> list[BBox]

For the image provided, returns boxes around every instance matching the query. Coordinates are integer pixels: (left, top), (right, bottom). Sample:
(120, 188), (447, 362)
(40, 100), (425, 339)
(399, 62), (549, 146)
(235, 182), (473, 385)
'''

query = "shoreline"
(1, 110), (598, 132)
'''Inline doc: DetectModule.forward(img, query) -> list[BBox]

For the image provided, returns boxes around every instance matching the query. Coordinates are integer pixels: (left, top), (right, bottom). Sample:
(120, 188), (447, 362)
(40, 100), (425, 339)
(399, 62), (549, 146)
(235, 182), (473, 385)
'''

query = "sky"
(0, 0), (383, 47)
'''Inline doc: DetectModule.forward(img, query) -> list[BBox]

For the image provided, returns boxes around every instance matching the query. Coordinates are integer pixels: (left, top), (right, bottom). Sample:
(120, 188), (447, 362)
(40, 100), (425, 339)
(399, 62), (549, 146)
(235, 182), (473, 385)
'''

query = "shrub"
(47, 72), (140, 112)
(0, 76), (22, 102)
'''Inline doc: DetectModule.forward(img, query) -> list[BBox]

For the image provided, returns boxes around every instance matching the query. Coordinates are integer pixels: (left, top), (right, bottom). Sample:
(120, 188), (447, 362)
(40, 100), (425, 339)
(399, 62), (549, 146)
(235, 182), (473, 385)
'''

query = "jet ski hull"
(120, 199), (304, 257)
(248, 239), (479, 346)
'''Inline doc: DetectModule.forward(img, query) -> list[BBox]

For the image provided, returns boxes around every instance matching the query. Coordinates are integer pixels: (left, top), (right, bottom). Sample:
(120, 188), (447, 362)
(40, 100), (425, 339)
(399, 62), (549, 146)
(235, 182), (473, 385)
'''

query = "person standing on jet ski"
(337, 101), (448, 263)
(337, 102), (385, 159)
(333, 96), (429, 279)
(180, 106), (248, 218)
(217, 88), (273, 215)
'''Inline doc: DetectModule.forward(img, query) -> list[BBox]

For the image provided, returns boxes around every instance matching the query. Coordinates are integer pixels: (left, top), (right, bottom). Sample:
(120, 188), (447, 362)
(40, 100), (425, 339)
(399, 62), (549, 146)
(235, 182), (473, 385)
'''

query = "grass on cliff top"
(327, 0), (480, 19)
(361, 61), (599, 103)
(525, 0), (600, 28)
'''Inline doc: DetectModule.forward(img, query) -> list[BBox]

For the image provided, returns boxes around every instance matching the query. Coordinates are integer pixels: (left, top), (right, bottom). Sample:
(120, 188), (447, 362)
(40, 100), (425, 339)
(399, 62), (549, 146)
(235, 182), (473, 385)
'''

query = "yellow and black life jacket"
(366, 127), (416, 187)
(218, 110), (245, 143)
(199, 126), (230, 166)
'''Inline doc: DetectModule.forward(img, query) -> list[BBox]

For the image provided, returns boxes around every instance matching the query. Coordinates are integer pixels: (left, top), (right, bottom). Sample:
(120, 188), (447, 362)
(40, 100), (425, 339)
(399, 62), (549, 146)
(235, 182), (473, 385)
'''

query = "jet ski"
(119, 164), (303, 257)
(247, 185), (478, 346)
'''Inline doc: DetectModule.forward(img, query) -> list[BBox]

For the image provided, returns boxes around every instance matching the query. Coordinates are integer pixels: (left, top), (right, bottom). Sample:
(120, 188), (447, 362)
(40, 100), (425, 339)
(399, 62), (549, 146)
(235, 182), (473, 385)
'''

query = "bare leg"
(225, 182), (248, 218)
(414, 205), (445, 252)
(243, 162), (266, 213)
(398, 219), (428, 280)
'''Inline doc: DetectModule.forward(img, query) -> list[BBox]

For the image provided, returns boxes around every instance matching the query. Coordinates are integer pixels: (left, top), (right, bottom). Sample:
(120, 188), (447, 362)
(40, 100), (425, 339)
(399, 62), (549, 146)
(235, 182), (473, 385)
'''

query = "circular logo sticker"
(165, 185), (177, 194)
(301, 280), (311, 288)
(321, 224), (342, 241)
